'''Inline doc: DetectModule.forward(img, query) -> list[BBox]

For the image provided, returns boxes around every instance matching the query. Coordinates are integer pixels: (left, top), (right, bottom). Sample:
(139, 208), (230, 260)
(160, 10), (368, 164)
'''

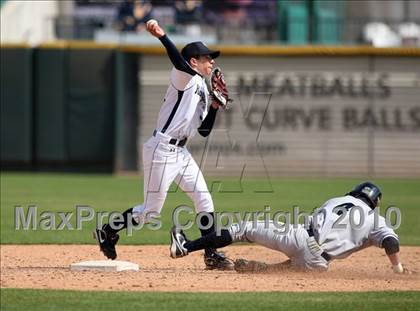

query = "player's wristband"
(393, 263), (403, 273)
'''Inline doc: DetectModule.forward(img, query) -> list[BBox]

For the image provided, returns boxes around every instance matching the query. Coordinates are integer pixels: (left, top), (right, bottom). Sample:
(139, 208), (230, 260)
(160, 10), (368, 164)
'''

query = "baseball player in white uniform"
(94, 19), (233, 270)
(170, 182), (408, 274)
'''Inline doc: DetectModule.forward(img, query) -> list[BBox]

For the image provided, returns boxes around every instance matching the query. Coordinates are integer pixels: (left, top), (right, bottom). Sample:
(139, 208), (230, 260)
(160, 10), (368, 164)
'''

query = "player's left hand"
(396, 268), (416, 275)
(403, 268), (417, 274)
(210, 67), (232, 109)
(393, 263), (417, 274)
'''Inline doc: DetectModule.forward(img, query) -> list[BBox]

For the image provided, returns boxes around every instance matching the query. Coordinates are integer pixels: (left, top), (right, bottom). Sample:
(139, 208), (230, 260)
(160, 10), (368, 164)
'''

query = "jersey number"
(333, 203), (355, 215)
(332, 203), (356, 229)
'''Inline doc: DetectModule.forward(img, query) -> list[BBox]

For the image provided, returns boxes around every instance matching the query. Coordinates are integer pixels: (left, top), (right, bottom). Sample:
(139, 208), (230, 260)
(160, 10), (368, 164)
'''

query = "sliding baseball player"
(171, 182), (410, 274)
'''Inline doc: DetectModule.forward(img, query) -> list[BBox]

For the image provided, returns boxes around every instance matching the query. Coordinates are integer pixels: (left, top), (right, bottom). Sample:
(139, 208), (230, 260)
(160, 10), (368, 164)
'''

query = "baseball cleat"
(170, 226), (188, 258)
(93, 226), (119, 260)
(204, 249), (234, 270)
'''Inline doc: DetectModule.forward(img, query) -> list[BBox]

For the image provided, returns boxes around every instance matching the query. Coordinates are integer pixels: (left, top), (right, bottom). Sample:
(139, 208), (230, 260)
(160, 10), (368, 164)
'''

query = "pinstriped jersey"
(155, 67), (209, 140)
(312, 195), (398, 259)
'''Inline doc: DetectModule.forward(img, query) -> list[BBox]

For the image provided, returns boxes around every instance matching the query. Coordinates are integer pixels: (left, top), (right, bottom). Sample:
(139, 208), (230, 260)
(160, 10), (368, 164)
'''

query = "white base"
(70, 260), (139, 272)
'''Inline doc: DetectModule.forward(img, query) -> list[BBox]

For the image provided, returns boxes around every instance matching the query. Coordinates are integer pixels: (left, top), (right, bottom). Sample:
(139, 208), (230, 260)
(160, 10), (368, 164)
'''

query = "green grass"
(1, 289), (419, 311)
(1, 173), (419, 245)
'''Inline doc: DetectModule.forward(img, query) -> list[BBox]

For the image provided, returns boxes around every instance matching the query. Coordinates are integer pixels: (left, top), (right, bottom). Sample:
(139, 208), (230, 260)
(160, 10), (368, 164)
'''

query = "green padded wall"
(67, 49), (115, 165)
(0, 48), (33, 165)
(114, 51), (139, 171)
(2, 46), (139, 172)
(34, 48), (67, 162)
(34, 48), (116, 170)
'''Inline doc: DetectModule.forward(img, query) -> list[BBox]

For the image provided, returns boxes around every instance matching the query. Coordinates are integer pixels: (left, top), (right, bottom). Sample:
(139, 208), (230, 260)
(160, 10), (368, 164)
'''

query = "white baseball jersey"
(312, 195), (398, 259)
(155, 67), (209, 140)
(132, 66), (214, 223)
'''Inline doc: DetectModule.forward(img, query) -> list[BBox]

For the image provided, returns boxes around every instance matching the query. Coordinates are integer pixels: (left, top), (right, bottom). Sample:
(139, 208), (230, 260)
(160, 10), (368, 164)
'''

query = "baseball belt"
(153, 130), (187, 147)
(307, 226), (331, 262)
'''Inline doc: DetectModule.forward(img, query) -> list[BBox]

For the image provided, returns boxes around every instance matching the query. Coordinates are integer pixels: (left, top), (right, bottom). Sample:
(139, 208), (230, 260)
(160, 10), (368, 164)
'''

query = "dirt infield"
(1, 245), (419, 292)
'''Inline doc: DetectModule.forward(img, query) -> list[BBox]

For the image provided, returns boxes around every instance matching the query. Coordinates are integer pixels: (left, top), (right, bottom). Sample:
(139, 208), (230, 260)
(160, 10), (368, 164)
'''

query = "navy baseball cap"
(181, 41), (220, 61)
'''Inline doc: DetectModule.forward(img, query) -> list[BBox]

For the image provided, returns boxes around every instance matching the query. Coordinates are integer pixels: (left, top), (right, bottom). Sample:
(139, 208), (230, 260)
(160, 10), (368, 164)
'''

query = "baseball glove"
(234, 258), (268, 273)
(210, 67), (232, 109)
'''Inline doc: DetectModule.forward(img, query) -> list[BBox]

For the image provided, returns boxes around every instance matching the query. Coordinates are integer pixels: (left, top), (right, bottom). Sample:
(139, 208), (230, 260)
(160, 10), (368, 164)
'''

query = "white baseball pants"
(229, 221), (329, 270)
(132, 135), (214, 223)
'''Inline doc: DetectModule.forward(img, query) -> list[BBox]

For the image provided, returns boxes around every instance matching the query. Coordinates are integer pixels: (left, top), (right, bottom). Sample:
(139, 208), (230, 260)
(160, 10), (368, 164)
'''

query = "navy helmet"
(347, 182), (382, 209)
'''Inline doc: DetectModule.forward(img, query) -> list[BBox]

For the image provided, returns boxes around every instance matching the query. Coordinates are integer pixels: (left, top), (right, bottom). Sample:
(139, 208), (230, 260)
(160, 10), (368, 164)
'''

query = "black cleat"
(170, 226), (188, 258)
(204, 249), (234, 270)
(93, 226), (119, 260)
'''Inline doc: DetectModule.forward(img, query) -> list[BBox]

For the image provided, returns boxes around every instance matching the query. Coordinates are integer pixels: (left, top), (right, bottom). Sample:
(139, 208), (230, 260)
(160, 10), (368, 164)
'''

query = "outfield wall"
(1, 43), (419, 177)
(0, 43), (138, 172)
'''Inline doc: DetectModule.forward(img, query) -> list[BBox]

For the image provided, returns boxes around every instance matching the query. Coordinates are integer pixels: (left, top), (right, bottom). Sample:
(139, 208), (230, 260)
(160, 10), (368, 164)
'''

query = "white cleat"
(170, 226), (188, 259)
